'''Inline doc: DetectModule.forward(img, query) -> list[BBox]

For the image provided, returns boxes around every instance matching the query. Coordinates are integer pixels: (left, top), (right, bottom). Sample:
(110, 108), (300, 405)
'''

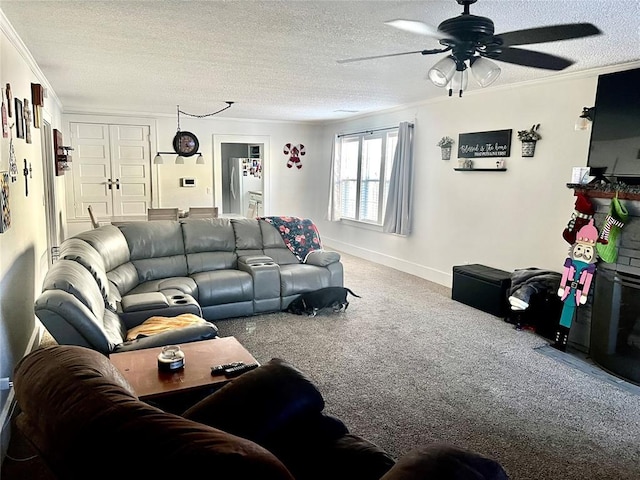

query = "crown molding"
(0, 9), (63, 111)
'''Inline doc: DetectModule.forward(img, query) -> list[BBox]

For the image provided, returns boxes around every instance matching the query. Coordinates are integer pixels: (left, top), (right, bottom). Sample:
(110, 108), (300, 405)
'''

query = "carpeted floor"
(5, 251), (640, 479)
(215, 252), (640, 480)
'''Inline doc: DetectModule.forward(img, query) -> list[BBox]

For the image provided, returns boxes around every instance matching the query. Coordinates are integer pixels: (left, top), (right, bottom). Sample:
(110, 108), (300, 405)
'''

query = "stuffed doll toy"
(554, 218), (599, 351)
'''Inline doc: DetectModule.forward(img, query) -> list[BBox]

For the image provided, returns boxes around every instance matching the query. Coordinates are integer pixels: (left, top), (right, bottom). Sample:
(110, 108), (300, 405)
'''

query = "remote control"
(224, 362), (259, 377)
(211, 361), (244, 375)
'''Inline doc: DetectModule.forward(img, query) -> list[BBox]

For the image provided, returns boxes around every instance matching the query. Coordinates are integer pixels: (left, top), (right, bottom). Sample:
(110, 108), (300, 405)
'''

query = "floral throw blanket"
(260, 216), (322, 262)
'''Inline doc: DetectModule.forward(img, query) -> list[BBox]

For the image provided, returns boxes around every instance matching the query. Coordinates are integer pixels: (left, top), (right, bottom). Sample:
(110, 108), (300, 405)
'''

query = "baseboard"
(1, 324), (42, 460)
(323, 237), (453, 288)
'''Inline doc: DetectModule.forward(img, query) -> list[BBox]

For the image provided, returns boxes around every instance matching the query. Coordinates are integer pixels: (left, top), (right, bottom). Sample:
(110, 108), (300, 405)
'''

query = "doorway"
(40, 119), (58, 264)
(69, 122), (152, 219)
(221, 143), (263, 216)
(213, 135), (269, 217)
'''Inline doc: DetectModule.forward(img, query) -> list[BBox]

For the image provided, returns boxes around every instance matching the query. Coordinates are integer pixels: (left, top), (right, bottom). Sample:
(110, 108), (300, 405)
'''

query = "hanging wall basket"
(441, 146), (452, 160)
(521, 141), (537, 157)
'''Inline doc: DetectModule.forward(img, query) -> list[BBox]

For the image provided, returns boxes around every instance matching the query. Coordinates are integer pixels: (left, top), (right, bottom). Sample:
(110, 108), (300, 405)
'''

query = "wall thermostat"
(180, 177), (196, 187)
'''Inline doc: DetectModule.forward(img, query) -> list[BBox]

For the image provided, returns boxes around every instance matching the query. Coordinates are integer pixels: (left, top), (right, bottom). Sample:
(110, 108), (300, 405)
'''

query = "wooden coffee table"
(110, 336), (258, 409)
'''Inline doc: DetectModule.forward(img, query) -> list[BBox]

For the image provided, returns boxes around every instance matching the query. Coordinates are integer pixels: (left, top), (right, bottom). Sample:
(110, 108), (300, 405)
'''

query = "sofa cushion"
(379, 443), (509, 480)
(41, 260), (106, 321)
(181, 218), (238, 274)
(118, 221), (188, 281)
(191, 270), (253, 306)
(232, 218), (264, 252)
(59, 238), (113, 308)
(13, 346), (294, 480)
(106, 262), (139, 296)
(305, 250), (341, 267)
(75, 224), (130, 271)
(34, 290), (121, 354)
(260, 220), (304, 265)
(127, 276), (198, 298)
(181, 218), (235, 252)
(183, 358), (326, 443)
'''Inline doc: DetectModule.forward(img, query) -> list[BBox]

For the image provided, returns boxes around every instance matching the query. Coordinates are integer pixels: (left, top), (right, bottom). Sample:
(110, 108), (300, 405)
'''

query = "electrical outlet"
(0, 377), (12, 390)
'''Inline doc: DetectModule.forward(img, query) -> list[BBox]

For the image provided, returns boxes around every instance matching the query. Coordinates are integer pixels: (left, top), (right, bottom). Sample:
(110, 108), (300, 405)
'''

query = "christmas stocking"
(596, 196), (628, 263)
(563, 193), (595, 245)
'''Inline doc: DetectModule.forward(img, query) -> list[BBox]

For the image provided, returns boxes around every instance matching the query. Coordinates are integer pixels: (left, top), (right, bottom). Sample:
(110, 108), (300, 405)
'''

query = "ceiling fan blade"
(485, 47), (574, 71)
(337, 50), (428, 64)
(384, 19), (444, 39)
(497, 23), (601, 47)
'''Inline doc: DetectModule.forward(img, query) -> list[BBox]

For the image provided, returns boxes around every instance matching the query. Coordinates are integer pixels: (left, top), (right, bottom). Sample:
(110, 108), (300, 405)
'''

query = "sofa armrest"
(112, 323), (218, 353)
(121, 292), (170, 312)
(182, 358), (325, 444)
(379, 443), (509, 480)
(304, 250), (341, 266)
(238, 255), (276, 266)
(237, 256), (281, 305)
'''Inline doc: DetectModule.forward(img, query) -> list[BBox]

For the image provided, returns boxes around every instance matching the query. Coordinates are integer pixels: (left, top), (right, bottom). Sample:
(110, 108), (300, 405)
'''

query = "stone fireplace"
(569, 184), (640, 385)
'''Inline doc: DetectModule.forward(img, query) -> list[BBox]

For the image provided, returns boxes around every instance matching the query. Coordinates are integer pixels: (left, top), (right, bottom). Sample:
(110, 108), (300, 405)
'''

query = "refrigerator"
(226, 157), (263, 216)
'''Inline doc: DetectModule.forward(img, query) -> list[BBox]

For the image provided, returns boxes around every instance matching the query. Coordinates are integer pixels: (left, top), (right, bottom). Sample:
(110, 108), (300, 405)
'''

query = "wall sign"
(458, 129), (512, 158)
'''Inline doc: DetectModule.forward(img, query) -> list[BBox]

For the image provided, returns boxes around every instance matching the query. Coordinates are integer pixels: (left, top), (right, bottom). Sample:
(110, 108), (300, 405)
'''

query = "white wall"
(152, 115), (320, 218)
(313, 70), (640, 287)
(0, 12), (64, 454)
(62, 112), (320, 231)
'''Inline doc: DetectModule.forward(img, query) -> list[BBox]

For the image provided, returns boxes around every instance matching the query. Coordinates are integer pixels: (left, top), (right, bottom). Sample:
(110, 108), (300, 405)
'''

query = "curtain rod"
(337, 123), (413, 138)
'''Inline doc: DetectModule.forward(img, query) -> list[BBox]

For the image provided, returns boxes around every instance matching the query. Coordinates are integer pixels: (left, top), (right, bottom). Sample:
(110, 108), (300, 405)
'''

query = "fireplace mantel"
(567, 182), (640, 201)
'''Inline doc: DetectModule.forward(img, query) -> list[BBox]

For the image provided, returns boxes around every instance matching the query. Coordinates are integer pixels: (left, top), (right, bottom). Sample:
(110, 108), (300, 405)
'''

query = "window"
(339, 130), (398, 224)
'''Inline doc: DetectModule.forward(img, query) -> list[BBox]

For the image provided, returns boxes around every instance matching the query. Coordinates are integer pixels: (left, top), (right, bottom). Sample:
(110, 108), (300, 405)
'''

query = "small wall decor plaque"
(14, 98), (24, 139)
(23, 99), (32, 144)
(0, 172), (11, 233)
(284, 143), (305, 169)
(458, 129), (512, 158)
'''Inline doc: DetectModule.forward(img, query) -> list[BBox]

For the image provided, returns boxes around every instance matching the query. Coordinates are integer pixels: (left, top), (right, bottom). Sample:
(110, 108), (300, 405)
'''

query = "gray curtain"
(326, 134), (341, 221)
(383, 122), (414, 235)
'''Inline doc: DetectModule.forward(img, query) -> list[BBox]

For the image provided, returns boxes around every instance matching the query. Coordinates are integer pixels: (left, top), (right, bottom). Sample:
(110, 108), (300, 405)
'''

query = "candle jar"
(157, 345), (185, 371)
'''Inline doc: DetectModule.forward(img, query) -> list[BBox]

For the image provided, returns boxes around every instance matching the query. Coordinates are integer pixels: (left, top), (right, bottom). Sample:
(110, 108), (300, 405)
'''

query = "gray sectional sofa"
(35, 218), (342, 354)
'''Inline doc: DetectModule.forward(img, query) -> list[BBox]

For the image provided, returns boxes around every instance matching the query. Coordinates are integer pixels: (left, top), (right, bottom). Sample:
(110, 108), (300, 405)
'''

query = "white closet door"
(70, 123), (151, 219)
(71, 123), (113, 218)
(109, 125), (151, 216)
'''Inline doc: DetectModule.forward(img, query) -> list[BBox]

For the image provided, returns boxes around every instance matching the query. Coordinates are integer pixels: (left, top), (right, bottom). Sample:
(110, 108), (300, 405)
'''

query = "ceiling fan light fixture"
(428, 56), (457, 87)
(470, 56), (501, 87)
(447, 68), (468, 97)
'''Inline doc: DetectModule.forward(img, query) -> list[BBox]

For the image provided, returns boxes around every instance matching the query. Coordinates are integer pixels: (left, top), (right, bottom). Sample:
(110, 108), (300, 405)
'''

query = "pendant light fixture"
(154, 102), (234, 164)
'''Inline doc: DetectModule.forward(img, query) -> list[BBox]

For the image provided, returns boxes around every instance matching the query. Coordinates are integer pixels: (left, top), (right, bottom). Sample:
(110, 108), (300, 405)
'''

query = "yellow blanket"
(126, 313), (205, 341)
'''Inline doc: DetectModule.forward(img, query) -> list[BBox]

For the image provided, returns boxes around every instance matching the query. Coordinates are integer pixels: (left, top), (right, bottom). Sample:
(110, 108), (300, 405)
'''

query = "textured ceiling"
(2, 0), (640, 122)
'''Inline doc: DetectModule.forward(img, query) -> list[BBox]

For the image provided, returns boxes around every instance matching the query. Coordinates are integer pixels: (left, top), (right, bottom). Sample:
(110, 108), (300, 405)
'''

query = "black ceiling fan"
(338, 0), (602, 96)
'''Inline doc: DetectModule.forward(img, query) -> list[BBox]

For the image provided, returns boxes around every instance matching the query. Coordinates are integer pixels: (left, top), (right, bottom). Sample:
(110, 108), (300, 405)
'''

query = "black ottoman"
(452, 264), (511, 317)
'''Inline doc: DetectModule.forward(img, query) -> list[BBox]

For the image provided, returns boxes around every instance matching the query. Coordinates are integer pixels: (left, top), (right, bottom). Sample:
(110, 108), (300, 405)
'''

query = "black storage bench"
(452, 264), (511, 317)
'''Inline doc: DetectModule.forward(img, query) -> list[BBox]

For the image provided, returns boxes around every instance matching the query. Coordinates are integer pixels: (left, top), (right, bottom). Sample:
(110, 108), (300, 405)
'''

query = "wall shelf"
(454, 168), (507, 172)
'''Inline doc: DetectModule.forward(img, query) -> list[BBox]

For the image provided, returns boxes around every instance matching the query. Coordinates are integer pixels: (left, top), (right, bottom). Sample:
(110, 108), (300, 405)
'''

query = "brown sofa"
(13, 345), (509, 480)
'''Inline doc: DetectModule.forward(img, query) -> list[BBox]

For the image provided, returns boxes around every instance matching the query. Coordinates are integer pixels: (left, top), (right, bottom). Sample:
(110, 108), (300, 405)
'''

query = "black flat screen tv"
(587, 67), (640, 183)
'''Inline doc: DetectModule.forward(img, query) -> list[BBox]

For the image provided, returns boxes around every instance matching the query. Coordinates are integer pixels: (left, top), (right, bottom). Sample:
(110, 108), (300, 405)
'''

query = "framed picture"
(0, 172), (10, 233)
(458, 129), (512, 158)
(15, 98), (24, 139)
